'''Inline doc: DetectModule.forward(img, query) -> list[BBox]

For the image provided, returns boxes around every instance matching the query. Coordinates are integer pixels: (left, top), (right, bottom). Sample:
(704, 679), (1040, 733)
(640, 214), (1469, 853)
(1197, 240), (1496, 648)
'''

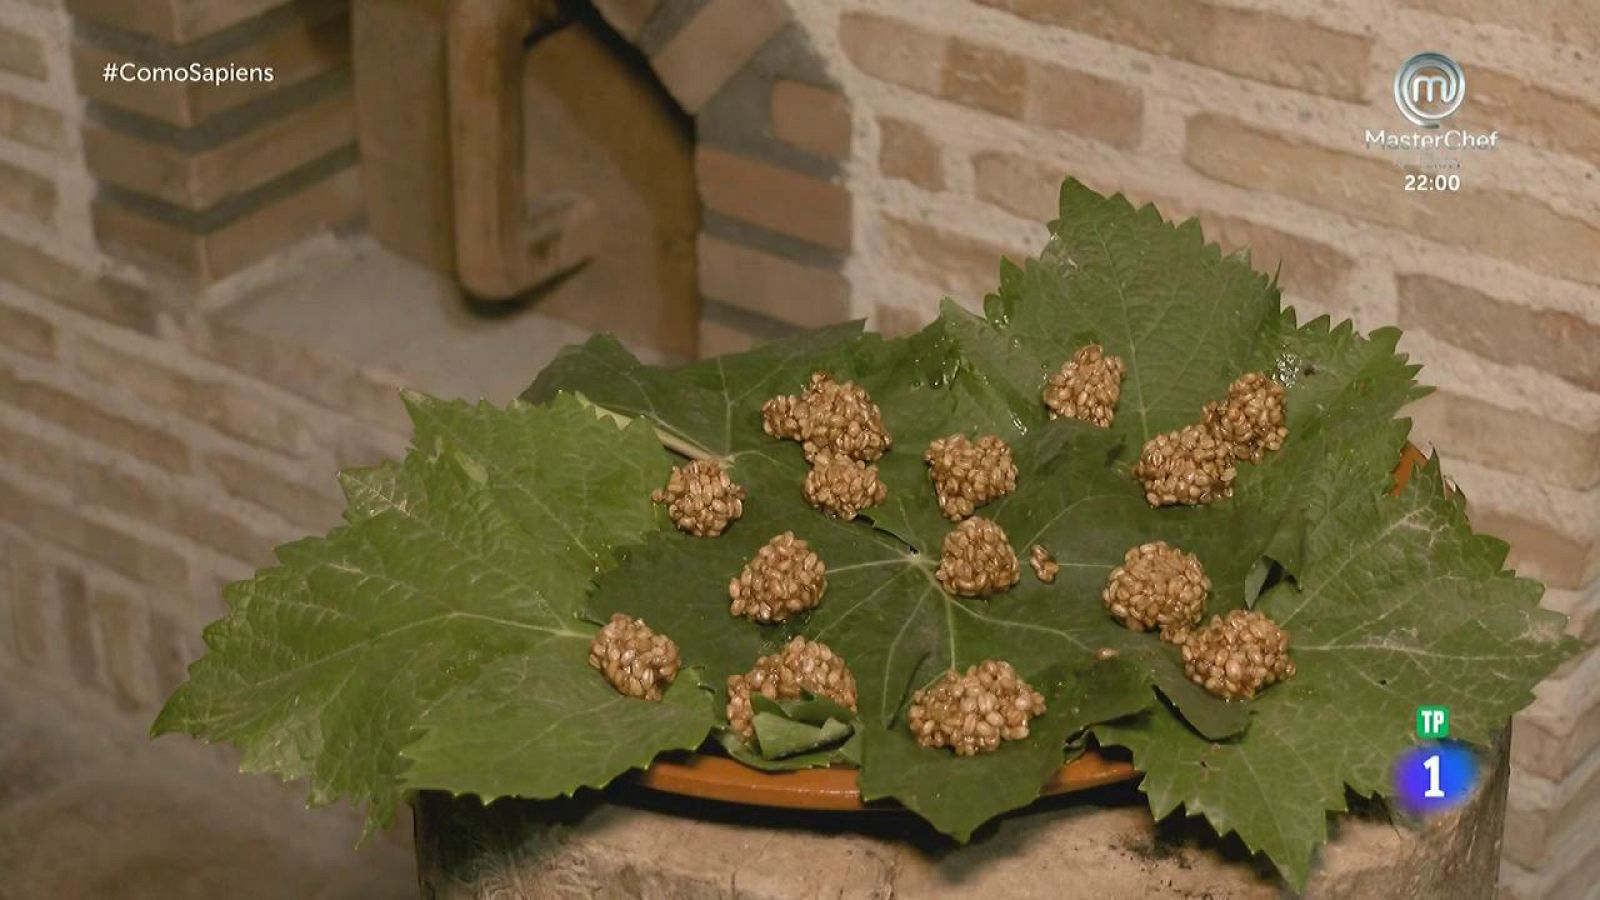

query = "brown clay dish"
(635, 444), (1429, 811)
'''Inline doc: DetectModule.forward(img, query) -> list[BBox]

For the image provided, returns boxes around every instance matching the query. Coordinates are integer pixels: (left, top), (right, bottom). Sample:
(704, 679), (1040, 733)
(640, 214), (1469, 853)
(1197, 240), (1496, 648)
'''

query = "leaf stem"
(577, 395), (723, 462)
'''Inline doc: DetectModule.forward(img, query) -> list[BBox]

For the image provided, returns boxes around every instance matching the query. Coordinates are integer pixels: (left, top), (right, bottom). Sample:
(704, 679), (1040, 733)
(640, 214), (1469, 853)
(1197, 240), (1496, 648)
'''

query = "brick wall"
(0, 0), (405, 715)
(66, 0), (359, 282)
(590, 0), (857, 357)
(0, 241), (411, 714)
(803, 1), (1599, 895)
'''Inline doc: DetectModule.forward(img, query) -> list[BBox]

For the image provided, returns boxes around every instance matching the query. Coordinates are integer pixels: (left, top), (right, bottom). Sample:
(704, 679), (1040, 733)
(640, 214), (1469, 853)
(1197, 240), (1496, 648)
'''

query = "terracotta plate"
(637, 748), (1137, 811)
(636, 445), (1428, 811)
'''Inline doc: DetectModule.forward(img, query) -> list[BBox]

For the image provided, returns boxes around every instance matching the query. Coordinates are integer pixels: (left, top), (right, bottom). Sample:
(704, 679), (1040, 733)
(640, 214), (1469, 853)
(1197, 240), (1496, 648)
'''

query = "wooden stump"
(413, 730), (1509, 899)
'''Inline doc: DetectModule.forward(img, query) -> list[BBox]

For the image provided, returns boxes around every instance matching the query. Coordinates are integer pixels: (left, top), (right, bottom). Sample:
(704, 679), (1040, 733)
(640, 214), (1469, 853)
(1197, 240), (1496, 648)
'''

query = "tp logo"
(1394, 52), (1466, 128)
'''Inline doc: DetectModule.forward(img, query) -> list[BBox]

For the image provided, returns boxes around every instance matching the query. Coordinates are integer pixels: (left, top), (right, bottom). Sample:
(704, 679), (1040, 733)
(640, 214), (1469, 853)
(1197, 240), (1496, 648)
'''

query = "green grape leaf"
(579, 437), (1242, 746)
(857, 657), (1152, 840)
(718, 728), (864, 772)
(402, 662), (713, 799)
(528, 180), (1575, 883)
(753, 712), (854, 759)
(974, 181), (1282, 447)
(715, 692), (859, 764)
(755, 692), (858, 726)
(525, 323), (871, 459)
(156, 179), (1578, 889)
(153, 394), (695, 826)
(1097, 457), (1578, 887)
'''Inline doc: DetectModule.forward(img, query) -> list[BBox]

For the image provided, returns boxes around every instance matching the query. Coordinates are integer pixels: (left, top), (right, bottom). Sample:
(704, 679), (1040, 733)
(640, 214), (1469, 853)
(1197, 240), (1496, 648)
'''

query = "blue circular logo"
(1393, 742), (1479, 815)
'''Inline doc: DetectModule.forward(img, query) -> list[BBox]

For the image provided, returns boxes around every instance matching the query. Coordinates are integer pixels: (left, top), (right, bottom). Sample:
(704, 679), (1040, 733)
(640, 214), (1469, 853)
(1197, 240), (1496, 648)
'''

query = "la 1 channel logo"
(1393, 705), (1478, 815)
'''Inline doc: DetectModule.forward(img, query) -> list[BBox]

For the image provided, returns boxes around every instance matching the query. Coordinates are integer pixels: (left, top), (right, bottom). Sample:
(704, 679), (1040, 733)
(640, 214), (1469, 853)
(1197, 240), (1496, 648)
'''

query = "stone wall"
(0, 0), (1595, 896)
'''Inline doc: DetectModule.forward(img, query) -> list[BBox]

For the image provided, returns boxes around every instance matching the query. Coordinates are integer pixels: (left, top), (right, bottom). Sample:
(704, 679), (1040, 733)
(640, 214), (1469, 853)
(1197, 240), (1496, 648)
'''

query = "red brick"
(770, 80), (850, 161)
(941, 38), (1026, 118)
(696, 147), (851, 250)
(1189, 210), (1352, 303)
(1546, 837), (1600, 900)
(1398, 0), (1598, 49)
(882, 215), (1013, 303)
(846, 13), (1141, 147)
(65, 0), (285, 43)
(650, 0), (789, 114)
(75, 336), (316, 457)
(1408, 391), (1600, 491)
(91, 585), (154, 710)
(74, 459), (285, 566)
(590, 0), (659, 41)
(3, 535), (51, 665)
(0, 301), (56, 358)
(0, 417), (73, 484)
(203, 452), (344, 533)
(91, 165), (362, 282)
(0, 233), (160, 334)
(0, 157), (55, 220)
(1515, 647), (1600, 782)
(82, 90), (356, 210)
(196, 380), (318, 456)
(71, 11), (351, 128)
(1398, 274), (1600, 394)
(1023, 59), (1142, 148)
(0, 23), (48, 80)
(1469, 508), (1598, 590)
(879, 117), (944, 191)
(147, 608), (197, 698)
(1186, 114), (1600, 286)
(975, 157), (1167, 224)
(1505, 753), (1600, 869)
(70, 338), (189, 408)
(976, 151), (1357, 302)
(840, 11), (945, 96)
(186, 317), (411, 433)
(972, 150), (1062, 223)
(977, 0), (1371, 100)
(332, 421), (408, 471)
(54, 566), (99, 688)
(0, 366), (190, 473)
(698, 235), (849, 329)
(1543, 586), (1600, 643)
(0, 92), (66, 151)
(1460, 66), (1600, 167)
(76, 517), (190, 592)
(343, 364), (410, 435)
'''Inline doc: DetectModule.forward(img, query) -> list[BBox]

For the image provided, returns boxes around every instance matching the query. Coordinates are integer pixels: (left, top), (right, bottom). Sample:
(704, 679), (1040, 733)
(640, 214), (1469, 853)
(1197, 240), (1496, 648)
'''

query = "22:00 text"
(1405, 174), (1461, 192)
